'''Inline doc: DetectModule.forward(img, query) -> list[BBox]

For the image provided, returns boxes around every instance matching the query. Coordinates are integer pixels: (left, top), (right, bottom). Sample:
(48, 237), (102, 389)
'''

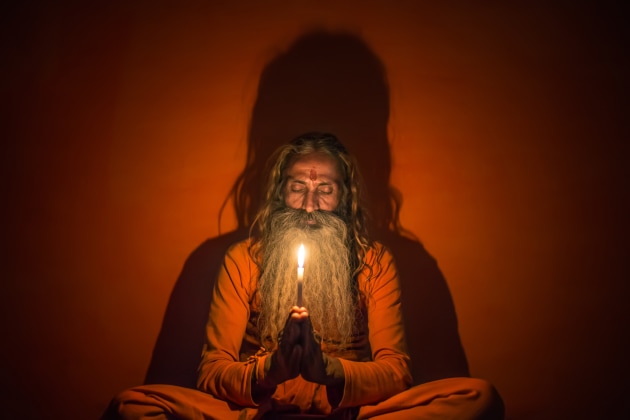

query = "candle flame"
(298, 244), (305, 268)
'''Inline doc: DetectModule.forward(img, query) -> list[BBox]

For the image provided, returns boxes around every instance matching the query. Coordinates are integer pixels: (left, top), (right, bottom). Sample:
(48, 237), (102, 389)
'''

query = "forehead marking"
(309, 168), (317, 181)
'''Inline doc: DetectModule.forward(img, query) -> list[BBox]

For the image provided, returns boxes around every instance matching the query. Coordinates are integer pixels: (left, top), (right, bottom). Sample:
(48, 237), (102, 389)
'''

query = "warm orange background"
(2, 1), (627, 419)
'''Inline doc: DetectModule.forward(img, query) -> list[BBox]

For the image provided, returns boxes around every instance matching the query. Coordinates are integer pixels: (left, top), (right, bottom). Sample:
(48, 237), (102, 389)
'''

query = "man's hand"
(299, 312), (344, 387)
(261, 307), (307, 387)
(258, 307), (344, 392)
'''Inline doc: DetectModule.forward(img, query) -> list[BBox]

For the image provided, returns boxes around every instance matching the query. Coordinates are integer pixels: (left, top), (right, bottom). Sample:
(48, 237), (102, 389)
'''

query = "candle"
(297, 244), (305, 307)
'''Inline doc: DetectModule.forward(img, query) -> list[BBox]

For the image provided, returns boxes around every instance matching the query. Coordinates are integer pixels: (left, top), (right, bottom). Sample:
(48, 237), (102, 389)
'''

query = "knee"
(462, 377), (505, 420)
(101, 388), (160, 420)
(101, 390), (127, 420)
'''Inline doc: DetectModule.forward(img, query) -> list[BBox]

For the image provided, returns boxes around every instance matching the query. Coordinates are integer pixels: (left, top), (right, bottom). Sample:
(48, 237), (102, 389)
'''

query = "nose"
(303, 190), (318, 213)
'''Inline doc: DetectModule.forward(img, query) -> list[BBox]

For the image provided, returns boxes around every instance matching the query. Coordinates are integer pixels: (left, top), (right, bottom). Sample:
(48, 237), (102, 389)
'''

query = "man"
(105, 133), (503, 419)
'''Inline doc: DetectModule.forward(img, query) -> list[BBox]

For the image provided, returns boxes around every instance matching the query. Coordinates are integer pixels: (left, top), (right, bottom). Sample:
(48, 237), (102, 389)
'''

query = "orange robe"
(105, 240), (503, 419)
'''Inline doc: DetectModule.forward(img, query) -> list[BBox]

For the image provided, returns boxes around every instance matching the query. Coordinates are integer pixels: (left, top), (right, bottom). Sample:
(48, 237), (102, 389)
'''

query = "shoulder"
(225, 238), (253, 257)
(221, 238), (259, 294)
(363, 241), (395, 270)
(223, 238), (258, 272)
(358, 241), (401, 303)
(359, 242), (397, 286)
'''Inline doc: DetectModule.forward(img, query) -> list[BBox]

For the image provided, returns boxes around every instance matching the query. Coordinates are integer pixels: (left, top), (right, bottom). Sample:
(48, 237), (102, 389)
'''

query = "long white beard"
(257, 209), (356, 348)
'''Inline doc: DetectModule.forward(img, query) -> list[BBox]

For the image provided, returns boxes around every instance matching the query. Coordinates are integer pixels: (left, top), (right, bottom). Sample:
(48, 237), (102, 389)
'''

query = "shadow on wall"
(144, 30), (469, 388)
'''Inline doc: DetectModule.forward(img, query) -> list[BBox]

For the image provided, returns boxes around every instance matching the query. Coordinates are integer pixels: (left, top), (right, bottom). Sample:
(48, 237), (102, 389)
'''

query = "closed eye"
(318, 185), (334, 194)
(289, 183), (306, 193)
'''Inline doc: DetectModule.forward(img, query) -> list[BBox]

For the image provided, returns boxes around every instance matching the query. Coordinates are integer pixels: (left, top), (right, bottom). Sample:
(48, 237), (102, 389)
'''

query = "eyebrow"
(286, 178), (335, 186)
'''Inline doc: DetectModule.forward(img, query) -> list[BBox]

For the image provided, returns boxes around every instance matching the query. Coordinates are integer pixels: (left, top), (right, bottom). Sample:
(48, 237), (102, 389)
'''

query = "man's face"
(283, 152), (342, 212)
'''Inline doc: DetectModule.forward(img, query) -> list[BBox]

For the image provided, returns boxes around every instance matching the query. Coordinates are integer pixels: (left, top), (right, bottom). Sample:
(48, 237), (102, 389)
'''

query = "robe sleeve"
(337, 243), (413, 408)
(196, 240), (265, 407)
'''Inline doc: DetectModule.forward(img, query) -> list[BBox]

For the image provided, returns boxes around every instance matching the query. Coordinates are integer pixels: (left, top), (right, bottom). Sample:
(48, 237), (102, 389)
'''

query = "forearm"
(197, 353), (259, 407)
(337, 353), (411, 407)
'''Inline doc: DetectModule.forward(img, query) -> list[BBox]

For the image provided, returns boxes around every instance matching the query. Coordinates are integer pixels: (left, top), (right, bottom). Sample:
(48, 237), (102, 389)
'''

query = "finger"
(301, 320), (321, 355)
(281, 319), (301, 345)
(291, 305), (308, 313)
(289, 306), (309, 321)
(282, 311), (303, 341)
(289, 346), (303, 371)
(300, 314), (314, 339)
(290, 312), (309, 322)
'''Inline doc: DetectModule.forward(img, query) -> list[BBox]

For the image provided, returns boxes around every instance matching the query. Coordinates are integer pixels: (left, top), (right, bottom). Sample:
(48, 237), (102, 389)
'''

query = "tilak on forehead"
(309, 168), (317, 181)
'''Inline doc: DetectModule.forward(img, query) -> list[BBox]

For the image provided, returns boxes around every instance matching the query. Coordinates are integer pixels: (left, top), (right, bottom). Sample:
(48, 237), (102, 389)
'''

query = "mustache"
(270, 208), (346, 230)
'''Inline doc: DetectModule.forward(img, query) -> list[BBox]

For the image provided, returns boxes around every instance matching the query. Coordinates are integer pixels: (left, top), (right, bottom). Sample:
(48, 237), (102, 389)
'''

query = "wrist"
(324, 355), (345, 407)
(252, 354), (278, 394)
(251, 354), (277, 404)
(258, 353), (280, 388)
(324, 355), (345, 387)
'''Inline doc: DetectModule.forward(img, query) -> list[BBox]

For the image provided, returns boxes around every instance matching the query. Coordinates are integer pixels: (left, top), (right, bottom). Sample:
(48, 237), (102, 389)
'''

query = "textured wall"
(2, 1), (627, 419)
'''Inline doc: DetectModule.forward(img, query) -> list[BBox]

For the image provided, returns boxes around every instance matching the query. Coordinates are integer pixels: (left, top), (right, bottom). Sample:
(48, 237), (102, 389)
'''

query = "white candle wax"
(297, 244), (305, 307)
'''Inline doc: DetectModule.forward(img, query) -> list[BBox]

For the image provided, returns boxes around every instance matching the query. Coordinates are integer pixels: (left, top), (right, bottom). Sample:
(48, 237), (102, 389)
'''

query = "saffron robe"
(105, 240), (503, 419)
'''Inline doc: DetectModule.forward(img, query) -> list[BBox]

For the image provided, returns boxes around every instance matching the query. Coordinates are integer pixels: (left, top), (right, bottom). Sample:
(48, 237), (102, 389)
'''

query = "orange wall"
(2, 1), (627, 419)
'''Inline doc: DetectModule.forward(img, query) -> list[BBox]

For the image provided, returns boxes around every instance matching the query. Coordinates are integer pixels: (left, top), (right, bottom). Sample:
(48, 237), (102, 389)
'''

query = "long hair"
(250, 132), (372, 279)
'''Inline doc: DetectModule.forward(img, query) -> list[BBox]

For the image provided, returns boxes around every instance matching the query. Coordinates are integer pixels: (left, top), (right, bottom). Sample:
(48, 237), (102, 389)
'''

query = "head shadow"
(145, 30), (469, 388)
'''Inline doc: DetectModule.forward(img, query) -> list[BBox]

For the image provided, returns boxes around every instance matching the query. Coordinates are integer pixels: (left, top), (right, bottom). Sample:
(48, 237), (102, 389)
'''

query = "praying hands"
(267, 307), (344, 385)
(254, 306), (345, 406)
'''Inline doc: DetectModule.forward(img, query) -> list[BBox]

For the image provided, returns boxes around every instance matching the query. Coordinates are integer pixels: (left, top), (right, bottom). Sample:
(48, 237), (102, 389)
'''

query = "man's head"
(254, 132), (369, 251)
(259, 132), (360, 221)
(252, 133), (372, 348)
